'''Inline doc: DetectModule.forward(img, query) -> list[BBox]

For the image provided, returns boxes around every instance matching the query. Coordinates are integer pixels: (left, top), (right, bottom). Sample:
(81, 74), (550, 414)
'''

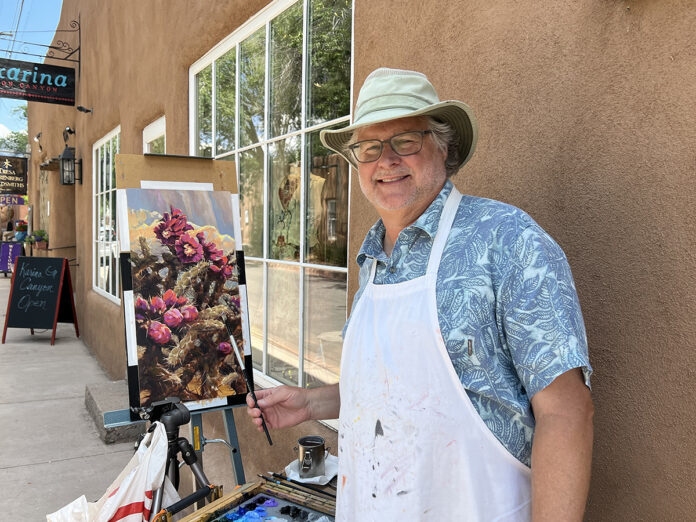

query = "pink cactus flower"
(147, 321), (171, 344)
(162, 289), (178, 307)
(210, 255), (235, 279)
(150, 296), (166, 314)
(163, 308), (183, 328)
(196, 231), (224, 262)
(153, 207), (194, 246)
(135, 296), (149, 320)
(181, 305), (199, 323)
(174, 232), (204, 263)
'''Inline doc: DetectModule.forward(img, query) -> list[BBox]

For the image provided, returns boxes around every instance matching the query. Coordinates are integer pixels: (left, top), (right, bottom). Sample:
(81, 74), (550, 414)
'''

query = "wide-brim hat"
(320, 68), (478, 172)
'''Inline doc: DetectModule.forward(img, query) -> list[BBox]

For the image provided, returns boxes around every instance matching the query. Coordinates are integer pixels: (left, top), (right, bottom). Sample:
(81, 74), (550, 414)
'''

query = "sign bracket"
(0, 16), (81, 77)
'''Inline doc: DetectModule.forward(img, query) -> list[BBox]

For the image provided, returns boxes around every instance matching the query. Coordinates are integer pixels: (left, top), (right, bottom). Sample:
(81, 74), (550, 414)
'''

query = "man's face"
(355, 116), (447, 226)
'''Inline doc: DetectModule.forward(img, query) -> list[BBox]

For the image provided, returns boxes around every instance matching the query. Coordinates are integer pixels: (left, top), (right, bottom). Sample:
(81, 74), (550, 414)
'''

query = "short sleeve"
(498, 225), (592, 398)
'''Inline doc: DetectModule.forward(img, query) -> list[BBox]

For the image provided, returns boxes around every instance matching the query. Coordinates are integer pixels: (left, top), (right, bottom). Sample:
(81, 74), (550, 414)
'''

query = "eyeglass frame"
(347, 130), (433, 164)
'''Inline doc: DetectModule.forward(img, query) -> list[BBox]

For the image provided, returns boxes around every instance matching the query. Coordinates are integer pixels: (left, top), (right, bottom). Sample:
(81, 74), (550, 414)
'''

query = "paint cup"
(295, 435), (327, 478)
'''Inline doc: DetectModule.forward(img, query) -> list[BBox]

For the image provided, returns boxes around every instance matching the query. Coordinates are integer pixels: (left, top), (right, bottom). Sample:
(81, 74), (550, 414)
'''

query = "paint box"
(179, 481), (335, 522)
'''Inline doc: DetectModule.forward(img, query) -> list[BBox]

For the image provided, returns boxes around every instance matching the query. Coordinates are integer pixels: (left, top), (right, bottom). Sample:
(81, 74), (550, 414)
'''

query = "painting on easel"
(121, 188), (252, 409)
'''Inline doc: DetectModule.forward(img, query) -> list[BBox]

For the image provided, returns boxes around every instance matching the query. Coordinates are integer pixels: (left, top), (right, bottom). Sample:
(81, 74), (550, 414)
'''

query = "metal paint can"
(295, 435), (327, 478)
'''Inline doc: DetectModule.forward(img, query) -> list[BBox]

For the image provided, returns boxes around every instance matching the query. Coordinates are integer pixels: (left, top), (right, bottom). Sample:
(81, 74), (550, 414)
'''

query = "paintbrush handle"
(249, 386), (273, 446)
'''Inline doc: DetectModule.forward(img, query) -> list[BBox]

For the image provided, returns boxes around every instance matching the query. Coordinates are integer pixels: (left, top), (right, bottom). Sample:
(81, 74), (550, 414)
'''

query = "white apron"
(337, 187), (531, 521)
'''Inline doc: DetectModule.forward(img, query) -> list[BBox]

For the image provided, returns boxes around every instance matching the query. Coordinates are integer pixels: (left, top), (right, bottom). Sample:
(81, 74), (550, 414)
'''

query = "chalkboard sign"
(2, 257), (79, 345)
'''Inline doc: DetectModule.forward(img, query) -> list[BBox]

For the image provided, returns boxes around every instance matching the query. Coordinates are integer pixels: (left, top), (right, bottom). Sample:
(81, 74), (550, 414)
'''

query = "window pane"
(269, 2), (302, 137)
(110, 136), (117, 189)
(239, 27), (266, 147)
(244, 259), (264, 372)
(147, 136), (165, 154)
(267, 262), (299, 385)
(216, 48), (236, 154)
(239, 147), (264, 257)
(269, 136), (300, 261)
(303, 268), (345, 388)
(305, 128), (349, 266)
(307, 0), (351, 126)
(196, 65), (213, 157)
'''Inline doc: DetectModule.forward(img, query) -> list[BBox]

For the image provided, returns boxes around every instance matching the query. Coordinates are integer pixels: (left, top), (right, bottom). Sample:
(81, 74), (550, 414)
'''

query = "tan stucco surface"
(26, 0), (696, 518)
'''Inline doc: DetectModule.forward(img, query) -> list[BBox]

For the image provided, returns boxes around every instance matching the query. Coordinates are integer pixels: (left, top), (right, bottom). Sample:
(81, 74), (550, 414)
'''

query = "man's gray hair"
(342, 117), (461, 177)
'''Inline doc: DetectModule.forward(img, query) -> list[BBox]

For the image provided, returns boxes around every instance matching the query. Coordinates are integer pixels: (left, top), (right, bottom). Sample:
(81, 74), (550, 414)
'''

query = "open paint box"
(178, 480), (335, 522)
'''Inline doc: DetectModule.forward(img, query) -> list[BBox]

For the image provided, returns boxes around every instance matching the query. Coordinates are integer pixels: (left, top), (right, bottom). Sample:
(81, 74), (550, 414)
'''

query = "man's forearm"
(530, 369), (594, 521)
(307, 383), (340, 420)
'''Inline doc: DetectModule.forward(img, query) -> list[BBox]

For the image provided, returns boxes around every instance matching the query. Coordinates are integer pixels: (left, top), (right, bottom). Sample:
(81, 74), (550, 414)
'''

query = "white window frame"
(188, 0), (354, 395)
(92, 126), (121, 304)
(143, 116), (166, 153)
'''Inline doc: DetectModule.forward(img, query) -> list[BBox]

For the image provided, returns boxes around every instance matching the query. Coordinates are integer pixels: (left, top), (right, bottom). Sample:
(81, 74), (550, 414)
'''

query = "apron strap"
(427, 186), (463, 275)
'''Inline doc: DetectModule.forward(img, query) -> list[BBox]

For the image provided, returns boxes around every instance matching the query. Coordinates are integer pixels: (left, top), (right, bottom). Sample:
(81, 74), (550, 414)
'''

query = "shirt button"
(389, 266), (396, 274)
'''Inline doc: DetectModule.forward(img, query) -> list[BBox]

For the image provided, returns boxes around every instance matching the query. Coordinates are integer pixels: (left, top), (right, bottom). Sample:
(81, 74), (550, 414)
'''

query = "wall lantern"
(59, 126), (82, 185)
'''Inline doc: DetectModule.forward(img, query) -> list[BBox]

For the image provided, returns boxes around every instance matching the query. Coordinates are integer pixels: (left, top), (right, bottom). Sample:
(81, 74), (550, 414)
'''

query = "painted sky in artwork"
(125, 189), (237, 251)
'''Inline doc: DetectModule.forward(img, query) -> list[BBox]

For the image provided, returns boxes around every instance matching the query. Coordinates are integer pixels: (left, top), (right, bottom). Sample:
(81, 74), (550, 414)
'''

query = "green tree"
(0, 130), (28, 154)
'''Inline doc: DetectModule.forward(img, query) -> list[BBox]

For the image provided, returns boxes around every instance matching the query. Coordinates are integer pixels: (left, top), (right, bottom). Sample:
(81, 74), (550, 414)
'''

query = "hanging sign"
(0, 58), (75, 106)
(0, 156), (28, 196)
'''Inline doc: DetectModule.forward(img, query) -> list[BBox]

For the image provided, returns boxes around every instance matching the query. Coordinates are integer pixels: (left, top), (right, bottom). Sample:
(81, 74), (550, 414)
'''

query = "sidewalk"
(0, 276), (134, 521)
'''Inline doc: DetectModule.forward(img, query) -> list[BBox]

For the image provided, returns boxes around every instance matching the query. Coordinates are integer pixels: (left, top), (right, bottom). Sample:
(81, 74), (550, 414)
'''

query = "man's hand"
(530, 368), (594, 521)
(246, 383), (340, 432)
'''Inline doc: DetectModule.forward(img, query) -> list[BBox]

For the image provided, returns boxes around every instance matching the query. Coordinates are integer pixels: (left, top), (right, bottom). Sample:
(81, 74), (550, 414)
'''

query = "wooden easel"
(113, 153), (247, 483)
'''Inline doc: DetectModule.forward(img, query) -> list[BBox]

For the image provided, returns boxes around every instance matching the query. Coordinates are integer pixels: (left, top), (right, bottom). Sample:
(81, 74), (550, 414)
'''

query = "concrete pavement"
(0, 276), (135, 521)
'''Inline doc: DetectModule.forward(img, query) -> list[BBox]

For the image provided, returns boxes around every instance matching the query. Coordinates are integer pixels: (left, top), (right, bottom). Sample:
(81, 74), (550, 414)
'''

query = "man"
(247, 68), (593, 521)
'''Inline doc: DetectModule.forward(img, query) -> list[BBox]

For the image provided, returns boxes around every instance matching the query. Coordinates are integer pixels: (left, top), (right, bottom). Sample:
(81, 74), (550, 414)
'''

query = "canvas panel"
(121, 188), (251, 411)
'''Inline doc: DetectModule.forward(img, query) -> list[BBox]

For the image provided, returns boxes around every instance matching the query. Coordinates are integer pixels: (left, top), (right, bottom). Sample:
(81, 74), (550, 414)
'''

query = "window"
(190, 0), (352, 389)
(93, 127), (121, 302)
(143, 116), (166, 154)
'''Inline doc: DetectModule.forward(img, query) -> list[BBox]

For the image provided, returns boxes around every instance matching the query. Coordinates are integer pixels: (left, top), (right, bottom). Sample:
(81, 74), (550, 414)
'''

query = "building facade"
(27, 0), (696, 519)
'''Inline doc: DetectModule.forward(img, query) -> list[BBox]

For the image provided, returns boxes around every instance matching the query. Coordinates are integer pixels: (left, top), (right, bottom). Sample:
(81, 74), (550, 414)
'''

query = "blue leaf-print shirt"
(345, 180), (592, 466)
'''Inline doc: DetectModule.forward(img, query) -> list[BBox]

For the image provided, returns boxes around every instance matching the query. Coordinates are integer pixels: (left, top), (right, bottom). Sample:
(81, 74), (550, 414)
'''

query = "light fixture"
(33, 132), (42, 153)
(59, 126), (82, 185)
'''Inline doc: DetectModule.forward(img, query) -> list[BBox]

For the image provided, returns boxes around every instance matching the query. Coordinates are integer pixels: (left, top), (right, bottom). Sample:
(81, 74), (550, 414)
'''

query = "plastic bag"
(47, 421), (178, 521)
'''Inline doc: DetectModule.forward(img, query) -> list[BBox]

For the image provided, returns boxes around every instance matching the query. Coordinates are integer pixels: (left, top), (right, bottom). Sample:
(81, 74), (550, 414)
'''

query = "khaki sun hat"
(320, 67), (478, 173)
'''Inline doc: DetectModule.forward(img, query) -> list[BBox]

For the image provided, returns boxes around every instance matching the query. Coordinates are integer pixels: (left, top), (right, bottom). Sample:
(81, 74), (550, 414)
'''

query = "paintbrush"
(221, 315), (273, 446)
(270, 472), (336, 499)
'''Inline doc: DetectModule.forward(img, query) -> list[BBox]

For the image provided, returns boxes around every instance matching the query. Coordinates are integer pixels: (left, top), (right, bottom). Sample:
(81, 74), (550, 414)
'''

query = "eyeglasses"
(348, 130), (432, 163)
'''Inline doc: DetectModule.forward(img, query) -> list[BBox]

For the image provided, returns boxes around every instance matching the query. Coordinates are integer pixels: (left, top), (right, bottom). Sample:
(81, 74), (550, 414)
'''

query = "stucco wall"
(25, 0), (696, 518)
(351, 0), (696, 519)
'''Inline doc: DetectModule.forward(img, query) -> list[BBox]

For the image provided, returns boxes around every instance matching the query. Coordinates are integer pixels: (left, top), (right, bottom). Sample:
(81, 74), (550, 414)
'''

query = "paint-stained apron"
(337, 187), (531, 521)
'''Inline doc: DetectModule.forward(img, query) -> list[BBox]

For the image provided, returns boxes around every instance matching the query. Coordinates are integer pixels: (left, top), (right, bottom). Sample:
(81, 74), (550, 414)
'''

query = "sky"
(0, 0), (64, 137)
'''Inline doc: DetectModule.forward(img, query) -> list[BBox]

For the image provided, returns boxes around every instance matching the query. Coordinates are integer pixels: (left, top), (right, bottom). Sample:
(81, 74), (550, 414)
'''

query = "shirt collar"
(357, 180), (454, 266)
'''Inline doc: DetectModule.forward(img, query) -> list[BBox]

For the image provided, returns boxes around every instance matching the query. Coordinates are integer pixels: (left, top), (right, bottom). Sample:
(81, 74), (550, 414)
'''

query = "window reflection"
(239, 148), (264, 258)
(240, 27), (266, 147)
(245, 259), (264, 372)
(303, 268), (345, 388)
(216, 49), (236, 154)
(305, 129), (349, 267)
(267, 263), (299, 385)
(307, 0), (351, 126)
(269, 137), (301, 261)
(196, 65), (213, 156)
(270, 2), (302, 137)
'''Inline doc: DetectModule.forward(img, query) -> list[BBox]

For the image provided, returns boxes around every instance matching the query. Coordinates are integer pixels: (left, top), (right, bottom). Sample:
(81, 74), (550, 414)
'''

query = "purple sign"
(0, 195), (25, 205)
(0, 242), (23, 272)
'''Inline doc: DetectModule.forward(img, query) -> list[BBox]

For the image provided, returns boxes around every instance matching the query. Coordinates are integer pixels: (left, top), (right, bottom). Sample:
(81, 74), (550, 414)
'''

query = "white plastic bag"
(47, 421), (178, 522)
